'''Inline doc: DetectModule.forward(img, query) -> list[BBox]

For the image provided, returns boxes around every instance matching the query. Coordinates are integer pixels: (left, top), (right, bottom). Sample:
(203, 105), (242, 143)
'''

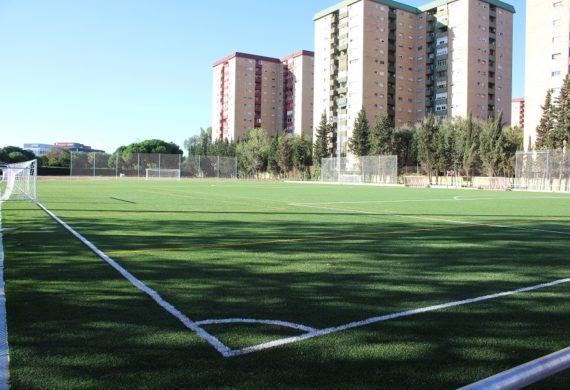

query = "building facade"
(511, 97), (524, 128)
(23, 143), (53, 155)
(211, 51), (314, 142)
(314, 0), (514, 156)
(524, 0), (570, 150)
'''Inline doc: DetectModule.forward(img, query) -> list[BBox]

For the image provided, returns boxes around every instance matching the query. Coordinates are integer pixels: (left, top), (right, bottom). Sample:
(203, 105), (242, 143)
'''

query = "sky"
(0, 0), (525, 153)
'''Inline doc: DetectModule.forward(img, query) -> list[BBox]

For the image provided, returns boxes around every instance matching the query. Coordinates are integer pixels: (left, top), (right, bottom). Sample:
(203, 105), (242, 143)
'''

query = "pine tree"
(348, 108), (370, 156)
(313, 112), (329, 166)
(535, 89), (553, 149)
(552, 76), (570, 149)
(327, 119), (337, 157)
(369, 113), (394, 155)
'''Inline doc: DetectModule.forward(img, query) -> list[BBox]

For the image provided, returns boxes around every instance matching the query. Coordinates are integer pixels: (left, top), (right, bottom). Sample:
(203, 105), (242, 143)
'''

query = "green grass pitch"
(2, 179), (570, 389)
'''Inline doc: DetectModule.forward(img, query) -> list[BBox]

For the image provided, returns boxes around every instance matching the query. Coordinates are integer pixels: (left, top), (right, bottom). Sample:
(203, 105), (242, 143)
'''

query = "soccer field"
(2, 179), (570, 389)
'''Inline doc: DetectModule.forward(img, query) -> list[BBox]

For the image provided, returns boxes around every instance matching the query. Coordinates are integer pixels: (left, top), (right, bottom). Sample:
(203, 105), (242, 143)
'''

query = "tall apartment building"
(314, 0), (514, 156)
(524, 0), (570, 150)
(211, 51), (314, 142)
(511, 97), (524, 128)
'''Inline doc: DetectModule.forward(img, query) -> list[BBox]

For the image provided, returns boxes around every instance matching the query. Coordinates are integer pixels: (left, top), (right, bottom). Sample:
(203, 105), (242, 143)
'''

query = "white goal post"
(0, 159), (38, 202)
(145, 168), (180, 180)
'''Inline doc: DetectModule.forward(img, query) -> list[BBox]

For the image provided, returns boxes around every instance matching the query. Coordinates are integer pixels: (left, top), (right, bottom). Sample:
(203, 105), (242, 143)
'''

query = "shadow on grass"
(2, 201), (570, 389)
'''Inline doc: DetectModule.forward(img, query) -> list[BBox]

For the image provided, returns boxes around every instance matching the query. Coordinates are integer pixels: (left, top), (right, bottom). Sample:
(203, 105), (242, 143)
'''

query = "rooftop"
(314, 0), (515, 20)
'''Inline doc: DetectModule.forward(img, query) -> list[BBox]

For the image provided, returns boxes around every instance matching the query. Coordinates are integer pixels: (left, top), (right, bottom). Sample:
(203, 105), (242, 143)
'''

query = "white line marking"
(289, 203), (570, 236)
(36, 202), (233, 357)
(0, 204), (10, 389)
(294, 196), (570, 206)
(228, 277), (570, 357)
(196, 318), (318, 333)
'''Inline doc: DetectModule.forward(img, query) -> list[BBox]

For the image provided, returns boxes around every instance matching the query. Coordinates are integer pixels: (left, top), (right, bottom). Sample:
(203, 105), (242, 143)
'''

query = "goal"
(0, 160), (37, 202)
(403, 176), (430, 188)
(145, 168), (180, 180)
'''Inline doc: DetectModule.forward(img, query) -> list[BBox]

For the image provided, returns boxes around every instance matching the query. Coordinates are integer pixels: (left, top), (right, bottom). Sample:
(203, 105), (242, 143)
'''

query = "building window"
(552, 53), (561, 60)
(552, 70), (561, 77)
(553, 1), (563, 6)
(553, 19), (562, 27)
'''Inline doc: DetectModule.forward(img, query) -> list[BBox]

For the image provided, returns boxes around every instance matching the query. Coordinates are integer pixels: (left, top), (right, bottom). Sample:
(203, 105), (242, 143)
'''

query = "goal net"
(145, 168), (180, 180)
(321, 156), (397, 184)
(515, 150), (570, 192)
(0, 160), (37, 202)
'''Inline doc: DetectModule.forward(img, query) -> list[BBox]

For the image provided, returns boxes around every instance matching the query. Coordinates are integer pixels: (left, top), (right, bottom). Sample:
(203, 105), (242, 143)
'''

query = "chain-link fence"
(515, 150), (570, 192)
(321, 156), (398, 184)
(70, 152), (237, 179)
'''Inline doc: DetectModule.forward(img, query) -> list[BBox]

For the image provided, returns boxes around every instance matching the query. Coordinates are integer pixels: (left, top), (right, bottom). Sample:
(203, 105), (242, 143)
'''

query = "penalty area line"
(228, 277), (570, 357)
(35, 201), (233, 357)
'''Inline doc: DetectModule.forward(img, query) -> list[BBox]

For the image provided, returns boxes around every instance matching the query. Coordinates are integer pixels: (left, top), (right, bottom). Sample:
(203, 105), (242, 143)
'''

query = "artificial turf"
(1, 179), (570, 389)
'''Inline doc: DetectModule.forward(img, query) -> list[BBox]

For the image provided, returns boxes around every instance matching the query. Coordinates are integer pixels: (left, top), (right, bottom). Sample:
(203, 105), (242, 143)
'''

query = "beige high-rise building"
(524, 0), (570, 150)
(314, 0), (514, 156)
(212, 51), (314, 142)
(281, 51), (315, 136)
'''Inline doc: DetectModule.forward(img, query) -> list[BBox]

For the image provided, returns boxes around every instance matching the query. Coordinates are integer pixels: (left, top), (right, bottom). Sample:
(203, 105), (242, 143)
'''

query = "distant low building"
(54, 142), (103, 153)
(23, 143), (53, 155)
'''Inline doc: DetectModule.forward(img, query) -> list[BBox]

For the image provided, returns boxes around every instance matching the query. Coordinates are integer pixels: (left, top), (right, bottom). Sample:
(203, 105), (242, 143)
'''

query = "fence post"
(137, 153), (140, 178)
(70, 151), (73, 177)
(159, 153), (161, 178)
(116, 153), (119, 179)
(93, 152), (96, 177)
(217, 156), (220, 178)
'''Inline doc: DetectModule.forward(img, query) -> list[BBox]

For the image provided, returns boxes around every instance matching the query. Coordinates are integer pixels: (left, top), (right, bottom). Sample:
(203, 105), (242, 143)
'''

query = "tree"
(369, 113), (394, 155)
(290, 135), (312, 179)
(119, 139), (182, 155)
(276, 134), (293, 176)
(313, 112), (329, 165)
(479, 112), (506, 177)
(267, 136), (281, 177)
(414, 113), (439, 182)
(460, 114), (482, 176)
(552, 76), (570, 149)
(535, 89), (554, 150)
(0, 146), (36, 164)
(208, 139), (236, 157)
(348, 108), (370, 157)
(502, 125), (523, 177)
(236, 128), (270, 178)
(394, 127), (417, 171)
(45, 147), (71, 167)
(184, 128), (211, 156)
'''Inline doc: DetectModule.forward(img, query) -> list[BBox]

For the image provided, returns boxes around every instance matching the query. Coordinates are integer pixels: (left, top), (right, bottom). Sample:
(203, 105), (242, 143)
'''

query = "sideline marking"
(0, 205), (10, 389)
(289, 203), (570, 236)
(36, 202), (233, 357)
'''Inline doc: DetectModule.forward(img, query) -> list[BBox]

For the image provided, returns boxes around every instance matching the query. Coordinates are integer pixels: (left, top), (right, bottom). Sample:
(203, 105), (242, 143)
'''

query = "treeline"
(321, 109), (523, 178)
(535, 76), (570, 150)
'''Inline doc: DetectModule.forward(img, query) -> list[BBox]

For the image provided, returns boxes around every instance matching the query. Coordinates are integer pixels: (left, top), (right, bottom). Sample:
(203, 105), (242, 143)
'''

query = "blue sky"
(0, 0), (524, 153)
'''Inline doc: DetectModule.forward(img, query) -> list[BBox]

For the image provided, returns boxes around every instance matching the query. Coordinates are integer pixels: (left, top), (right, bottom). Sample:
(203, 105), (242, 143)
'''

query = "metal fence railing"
(70, 152), (237, 179)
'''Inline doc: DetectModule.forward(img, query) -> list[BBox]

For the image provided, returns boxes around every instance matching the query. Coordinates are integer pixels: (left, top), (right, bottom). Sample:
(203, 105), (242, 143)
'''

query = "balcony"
(339, 43), (348, 51)
(337, 98), (347, 108)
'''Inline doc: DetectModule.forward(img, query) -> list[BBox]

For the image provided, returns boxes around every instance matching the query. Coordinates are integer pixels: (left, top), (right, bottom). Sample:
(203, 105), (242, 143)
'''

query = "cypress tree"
(313, 112), (329, 165)
(369, 113), (394, 155)
(348, 107), (370, 156)
(552, 76), (570, 149)
(535, 89), (553, 149)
